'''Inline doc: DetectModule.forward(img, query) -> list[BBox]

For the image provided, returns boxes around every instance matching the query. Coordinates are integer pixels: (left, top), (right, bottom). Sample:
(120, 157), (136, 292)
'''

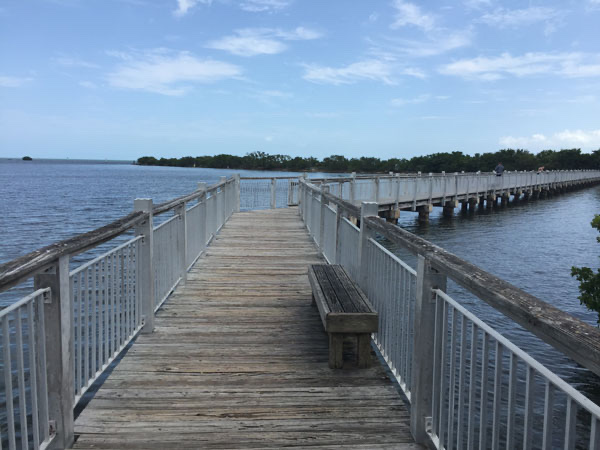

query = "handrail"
(0, 211), (147, 291)
(152, 177), (233, 216)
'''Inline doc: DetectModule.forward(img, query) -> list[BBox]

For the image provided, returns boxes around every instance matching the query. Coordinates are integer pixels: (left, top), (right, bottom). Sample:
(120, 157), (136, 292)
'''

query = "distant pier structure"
(1, 170), (600, 449)
(313, 170), (599, 221)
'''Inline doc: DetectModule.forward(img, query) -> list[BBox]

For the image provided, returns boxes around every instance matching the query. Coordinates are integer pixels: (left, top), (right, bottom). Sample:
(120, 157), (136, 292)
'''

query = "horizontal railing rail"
(0, 174), (240, 449)
(297, 177), (600, 448)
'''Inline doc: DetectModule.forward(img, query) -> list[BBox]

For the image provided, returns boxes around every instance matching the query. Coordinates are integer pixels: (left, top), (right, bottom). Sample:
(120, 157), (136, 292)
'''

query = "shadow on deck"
(73, 208), (418, 449)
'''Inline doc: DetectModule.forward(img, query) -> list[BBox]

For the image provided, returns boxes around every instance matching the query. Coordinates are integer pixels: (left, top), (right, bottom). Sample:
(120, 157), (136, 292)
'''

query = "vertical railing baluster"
(447, 307), (458, 450)
(84, 266), (90, 389)
(91, 262), (97, 376)
(27, 300), (40, 449)
(14, 307), (28, 450)
(3, 314), (16, 450)
(506, 352), (517, 449)
(492, 342), (503, 449)
(479, 333), (490, 450)
(542, 380), (555, 449)
(564, 398), (577, 450)
(467, 323), (478, 449)
(36, 292), (49, 443)
(523, 365), (535, 450)
(456, 314), (468, 448)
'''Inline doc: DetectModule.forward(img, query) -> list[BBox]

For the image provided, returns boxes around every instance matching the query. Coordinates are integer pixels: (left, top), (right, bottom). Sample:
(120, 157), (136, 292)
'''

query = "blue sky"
(1, 0), (600, 160)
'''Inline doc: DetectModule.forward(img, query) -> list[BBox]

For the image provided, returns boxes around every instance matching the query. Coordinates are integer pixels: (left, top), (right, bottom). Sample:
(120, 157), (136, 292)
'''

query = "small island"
(22, 156), (32, 161)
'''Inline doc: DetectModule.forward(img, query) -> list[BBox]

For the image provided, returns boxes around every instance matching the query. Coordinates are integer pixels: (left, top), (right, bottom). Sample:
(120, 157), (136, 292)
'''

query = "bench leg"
(357, 333), (372, 368)
(328, 333), (344, 369)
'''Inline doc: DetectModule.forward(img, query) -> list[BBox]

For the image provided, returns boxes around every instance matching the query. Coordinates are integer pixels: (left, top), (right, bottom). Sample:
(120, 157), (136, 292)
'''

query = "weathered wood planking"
(73, 207), (418, 449)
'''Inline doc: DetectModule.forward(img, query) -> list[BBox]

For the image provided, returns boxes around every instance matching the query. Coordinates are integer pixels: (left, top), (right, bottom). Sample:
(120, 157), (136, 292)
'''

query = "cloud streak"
(440, 52), (600, 80)
(107, 49), (241, 95)
(390, 0), (435, 30)
(303, 59), (395, 85)
(206, 27), (321, 57)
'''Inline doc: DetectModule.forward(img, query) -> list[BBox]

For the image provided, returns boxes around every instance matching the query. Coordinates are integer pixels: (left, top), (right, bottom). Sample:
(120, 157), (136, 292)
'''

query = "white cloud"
(239, 0), (291, 12)
(173, 0), (211, 17)
(391, 0), (435, 31)
(370, 30), (472, 58)
(391, 94), (431, 106)
(303, 59), (395, 85)
(440, 52), (600, 80)
(499, 129), (600, 150)
(206, 27), (321, 57)
(0, 76), (33, 87)
(174, 0), (290, 15)
(107, 49), (241, 95)
(54, 56), (99, 69)
(479, 7), (564, 35)
(391, 94), (448, 106)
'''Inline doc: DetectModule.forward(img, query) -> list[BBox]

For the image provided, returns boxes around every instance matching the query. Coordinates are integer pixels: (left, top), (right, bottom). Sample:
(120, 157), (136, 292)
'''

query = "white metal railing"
(239, 177), (299, 210)
(432, 289), (600, 449)
(0, 174), (239, 449)
(0, 288), (53, 450)
(153, 216), (181, 311)
(70, 236), (142, 405)
(298, 177), (600, 449)
(364, 238), (416, 399)
(318, 170), (600, 207)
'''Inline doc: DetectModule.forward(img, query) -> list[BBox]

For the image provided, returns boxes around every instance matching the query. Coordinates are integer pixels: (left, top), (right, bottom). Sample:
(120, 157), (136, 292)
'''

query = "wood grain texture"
(73, 207), (417, 449)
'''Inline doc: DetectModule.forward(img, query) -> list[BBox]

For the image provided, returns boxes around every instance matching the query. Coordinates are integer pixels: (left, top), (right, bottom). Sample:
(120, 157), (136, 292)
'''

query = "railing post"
(270, 178), (277, 209)
(357, 202), (378, 291)
(197, 183), (207, 248)
(234, 174), (240, 212)
(350, 172), (356, 204)
(34, 256), (74, 449)
(134, 199), (155, 334)
(334, 205), (346, 265)
(410, 255), (447, 444)
(374, 177), (380, 202)
(174, 201), (187, 283)
(319, 185), (329, 252)
(219, 176), (227, 227)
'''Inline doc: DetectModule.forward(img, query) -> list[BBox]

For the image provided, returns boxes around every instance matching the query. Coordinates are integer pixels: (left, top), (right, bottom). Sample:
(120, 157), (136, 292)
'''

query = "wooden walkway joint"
(73, 208), (418, 449)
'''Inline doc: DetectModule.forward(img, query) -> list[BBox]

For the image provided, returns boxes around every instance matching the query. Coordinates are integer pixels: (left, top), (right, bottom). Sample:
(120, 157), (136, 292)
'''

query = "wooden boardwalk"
(73, 208), (417, 449)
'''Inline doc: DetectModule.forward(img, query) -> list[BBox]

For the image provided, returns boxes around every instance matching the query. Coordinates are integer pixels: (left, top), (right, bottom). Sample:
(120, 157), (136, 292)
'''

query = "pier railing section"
(0, 175), (239, 450)
(239, 177), (299, 210)
(298, 178), (600, 449)
(317, 170), (600, 207)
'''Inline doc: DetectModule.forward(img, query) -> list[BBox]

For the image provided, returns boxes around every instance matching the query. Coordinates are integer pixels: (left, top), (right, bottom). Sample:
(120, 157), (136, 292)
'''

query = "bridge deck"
(73, 208), (417, 449)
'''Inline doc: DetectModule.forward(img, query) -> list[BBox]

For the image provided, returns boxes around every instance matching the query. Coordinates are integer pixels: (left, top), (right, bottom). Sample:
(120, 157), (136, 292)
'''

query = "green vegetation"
(22, 156), (32, 161)
(137, 149), (600, 173)
(572, 215), (600, 324)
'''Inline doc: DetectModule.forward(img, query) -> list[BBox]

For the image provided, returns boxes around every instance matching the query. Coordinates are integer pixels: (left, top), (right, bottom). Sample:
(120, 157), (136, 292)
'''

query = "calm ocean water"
(1, 158), (600, 398)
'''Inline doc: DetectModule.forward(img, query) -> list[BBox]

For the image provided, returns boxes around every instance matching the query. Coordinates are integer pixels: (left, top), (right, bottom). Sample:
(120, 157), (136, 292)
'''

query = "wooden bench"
(308, 264), (378, 369)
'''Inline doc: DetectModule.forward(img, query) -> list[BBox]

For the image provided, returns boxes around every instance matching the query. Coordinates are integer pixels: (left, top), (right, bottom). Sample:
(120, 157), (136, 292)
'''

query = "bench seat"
(308, 264), (378, 368)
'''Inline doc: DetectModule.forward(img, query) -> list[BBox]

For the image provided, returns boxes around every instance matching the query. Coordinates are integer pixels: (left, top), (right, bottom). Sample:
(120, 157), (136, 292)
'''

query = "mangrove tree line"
(136, 148), (600, 173)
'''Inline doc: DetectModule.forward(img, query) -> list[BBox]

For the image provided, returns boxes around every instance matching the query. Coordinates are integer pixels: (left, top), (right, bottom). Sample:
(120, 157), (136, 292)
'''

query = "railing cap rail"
(0, 211), (147, 291)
